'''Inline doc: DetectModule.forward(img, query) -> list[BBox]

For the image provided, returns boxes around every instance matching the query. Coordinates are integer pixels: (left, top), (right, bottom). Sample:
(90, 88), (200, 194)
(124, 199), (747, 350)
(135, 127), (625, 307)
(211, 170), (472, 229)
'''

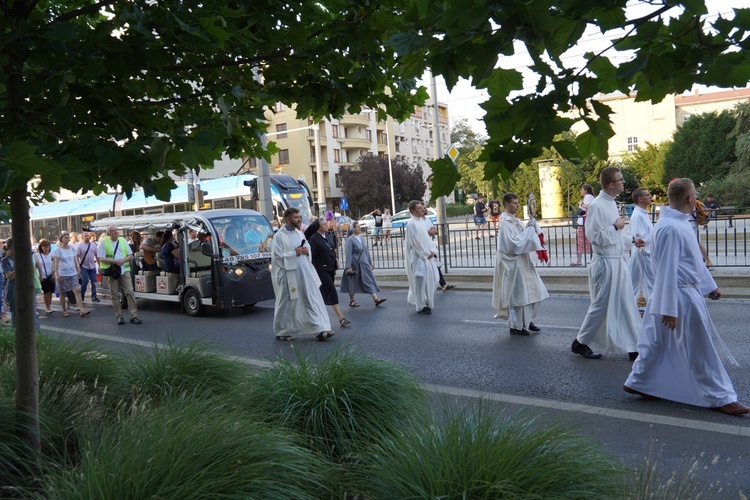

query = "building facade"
(237, 100), (450, 213)
(578, 88), (750, 159)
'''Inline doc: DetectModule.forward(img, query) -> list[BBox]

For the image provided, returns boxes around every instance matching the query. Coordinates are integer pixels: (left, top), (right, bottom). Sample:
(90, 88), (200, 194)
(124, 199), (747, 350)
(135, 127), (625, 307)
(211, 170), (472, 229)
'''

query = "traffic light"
(195, 185), (207, 208)
(243, 179), (258, 200)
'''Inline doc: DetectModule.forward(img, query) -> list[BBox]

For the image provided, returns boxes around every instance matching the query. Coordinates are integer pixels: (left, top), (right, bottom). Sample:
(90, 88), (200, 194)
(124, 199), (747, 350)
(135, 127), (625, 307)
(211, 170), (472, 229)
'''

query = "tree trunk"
(11, 187), (40, 453)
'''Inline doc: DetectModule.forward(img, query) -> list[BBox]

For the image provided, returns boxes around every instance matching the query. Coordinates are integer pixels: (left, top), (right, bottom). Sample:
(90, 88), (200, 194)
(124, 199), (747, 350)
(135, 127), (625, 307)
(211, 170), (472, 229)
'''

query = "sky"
(419, 0), (750, 137)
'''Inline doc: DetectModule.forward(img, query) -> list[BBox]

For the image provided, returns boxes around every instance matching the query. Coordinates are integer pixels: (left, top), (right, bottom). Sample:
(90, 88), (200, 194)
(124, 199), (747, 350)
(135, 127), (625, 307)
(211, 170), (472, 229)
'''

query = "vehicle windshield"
(209, 214), (274, 262)
(283, 193), (313, 225)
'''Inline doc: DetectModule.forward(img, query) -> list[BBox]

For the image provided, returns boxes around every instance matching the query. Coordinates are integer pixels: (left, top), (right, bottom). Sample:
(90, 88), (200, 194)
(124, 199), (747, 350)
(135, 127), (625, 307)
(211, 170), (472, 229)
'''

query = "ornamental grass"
(358, 402), (627, 499)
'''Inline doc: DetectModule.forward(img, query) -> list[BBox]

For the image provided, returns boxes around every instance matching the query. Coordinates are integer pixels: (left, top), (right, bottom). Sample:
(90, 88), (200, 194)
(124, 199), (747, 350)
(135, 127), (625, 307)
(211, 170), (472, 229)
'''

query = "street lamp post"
(385, 117), (397, 212)
(430, 71), (447, 230)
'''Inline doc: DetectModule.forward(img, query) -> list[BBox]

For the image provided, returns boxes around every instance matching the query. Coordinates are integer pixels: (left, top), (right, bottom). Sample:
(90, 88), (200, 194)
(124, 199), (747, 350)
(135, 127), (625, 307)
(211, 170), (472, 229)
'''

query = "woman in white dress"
(340, 222), (386, 307)
(35, 239), (56, 314)
(382, 208), (393, 245)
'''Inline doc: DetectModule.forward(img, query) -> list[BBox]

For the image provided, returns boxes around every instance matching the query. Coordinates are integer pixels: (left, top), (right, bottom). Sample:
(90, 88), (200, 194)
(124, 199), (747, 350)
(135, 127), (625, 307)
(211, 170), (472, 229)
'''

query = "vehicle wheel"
(183, 288), (205, 317)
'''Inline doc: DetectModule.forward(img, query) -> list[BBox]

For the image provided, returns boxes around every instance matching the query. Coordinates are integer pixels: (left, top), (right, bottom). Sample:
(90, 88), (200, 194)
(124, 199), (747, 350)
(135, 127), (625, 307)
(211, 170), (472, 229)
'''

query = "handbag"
(102, 239), (122, 278)
(576, 207), (586, 216)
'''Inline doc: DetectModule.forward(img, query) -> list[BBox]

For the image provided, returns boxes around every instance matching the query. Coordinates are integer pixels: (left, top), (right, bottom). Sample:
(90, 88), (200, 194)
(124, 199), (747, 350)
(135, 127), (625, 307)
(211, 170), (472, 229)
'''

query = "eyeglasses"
(613, 178), (625, 183)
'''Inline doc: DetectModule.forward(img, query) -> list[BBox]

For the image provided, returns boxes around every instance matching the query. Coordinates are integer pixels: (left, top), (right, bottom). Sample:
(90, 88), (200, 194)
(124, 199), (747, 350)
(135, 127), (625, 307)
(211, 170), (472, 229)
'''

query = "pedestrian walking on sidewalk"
(405, 200), (439, 315)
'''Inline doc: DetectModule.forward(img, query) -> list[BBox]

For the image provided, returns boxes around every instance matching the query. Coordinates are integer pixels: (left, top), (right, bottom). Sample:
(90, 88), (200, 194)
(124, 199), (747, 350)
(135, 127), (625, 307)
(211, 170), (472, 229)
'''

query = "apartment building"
(238, 100), (450, 212)
(576, 87), (750, 159)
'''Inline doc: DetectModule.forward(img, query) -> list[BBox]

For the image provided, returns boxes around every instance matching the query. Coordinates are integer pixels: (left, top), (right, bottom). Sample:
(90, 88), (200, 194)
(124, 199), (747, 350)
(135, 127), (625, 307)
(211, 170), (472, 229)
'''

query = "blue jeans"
(81, 267), (98, 300)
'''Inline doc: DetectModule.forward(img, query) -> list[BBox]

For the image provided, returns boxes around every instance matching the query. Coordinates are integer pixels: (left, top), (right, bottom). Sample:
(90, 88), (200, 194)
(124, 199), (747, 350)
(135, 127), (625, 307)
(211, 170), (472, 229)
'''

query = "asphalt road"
(39, 290), (750, 493)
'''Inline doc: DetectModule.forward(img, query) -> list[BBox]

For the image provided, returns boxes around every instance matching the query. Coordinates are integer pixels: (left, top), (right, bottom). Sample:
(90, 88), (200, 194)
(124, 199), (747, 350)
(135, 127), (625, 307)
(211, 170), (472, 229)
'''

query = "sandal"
(275, 335), (293, 341)
(349, 300), (360, 307)
(374, 298), (387, 306)
(441, 284), (456, 292)
(340, 317), (351, 327)
(62, 312), (70, 318)
(79, 310), (91, 317)
(314, 331), (335, 341)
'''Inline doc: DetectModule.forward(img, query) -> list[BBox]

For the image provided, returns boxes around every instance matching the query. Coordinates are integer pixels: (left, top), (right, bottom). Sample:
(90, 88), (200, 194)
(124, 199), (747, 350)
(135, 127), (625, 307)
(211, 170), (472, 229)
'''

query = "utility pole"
(252, 67), (274, 221)
(431, 71), (447, 231)
(313, 123), (325, 216)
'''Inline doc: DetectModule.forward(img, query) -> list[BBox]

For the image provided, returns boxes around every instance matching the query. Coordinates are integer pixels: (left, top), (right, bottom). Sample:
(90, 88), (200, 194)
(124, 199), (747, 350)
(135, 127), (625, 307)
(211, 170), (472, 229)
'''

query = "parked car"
(358, 213), (376, 230)
(336, 215), (354, 235)
(391, 208), (437, 228)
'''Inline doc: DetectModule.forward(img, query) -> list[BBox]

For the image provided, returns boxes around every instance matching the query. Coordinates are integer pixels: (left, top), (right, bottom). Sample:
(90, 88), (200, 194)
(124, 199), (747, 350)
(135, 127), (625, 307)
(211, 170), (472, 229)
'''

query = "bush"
(244, 347), (429, 464)
(118, 340), (250, 402)
(699, 171), (750, 211)
(359, 403), (626, 498)
(446, 203), (474, 218)
(38, 396), (329, 499)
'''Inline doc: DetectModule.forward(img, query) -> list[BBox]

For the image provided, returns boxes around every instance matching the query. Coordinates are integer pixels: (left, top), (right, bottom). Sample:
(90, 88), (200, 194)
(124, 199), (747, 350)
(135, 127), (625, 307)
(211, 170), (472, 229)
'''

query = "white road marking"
(45, 325), (750, 436)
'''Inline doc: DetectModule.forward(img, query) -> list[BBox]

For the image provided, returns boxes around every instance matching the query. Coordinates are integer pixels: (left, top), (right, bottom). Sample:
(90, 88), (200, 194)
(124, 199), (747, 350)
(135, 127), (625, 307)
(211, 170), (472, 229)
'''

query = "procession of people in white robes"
(271, 211), (332, 340)
(404, 201), (439, 314)
(575, 179), (642, 356)
(628, 197), (655, 304)
(491, 197), (548, 334)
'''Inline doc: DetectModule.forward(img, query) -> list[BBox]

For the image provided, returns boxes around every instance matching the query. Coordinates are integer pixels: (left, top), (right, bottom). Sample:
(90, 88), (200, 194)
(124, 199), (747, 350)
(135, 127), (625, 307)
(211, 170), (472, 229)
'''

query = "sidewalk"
(373, 266), (750, 299)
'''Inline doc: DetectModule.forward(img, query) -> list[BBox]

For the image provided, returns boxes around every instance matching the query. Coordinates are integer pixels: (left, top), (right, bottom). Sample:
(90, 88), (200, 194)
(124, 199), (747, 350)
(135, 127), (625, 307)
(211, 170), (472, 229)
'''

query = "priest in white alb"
(624, 178), (749, 415)
(572, 167), (645, 360)
(628, 187), (655, 306)
(491, 193), (549, 335)
(404, 200), (439, 315)
(271, 207), (333, 341)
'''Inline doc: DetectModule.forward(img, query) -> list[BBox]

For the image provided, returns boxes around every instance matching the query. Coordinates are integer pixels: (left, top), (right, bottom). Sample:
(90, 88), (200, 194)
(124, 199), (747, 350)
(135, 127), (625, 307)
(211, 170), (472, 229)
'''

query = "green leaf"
(427, 157), (461, 201)
(552, 140), (580, 161)
(575, 130), (608, 160)
(477, 68), (523, 97)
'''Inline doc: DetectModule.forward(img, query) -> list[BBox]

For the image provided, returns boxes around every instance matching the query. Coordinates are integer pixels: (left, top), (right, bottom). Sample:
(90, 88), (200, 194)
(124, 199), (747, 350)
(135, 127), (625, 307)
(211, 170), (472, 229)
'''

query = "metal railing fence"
(334, 213), (749, 272)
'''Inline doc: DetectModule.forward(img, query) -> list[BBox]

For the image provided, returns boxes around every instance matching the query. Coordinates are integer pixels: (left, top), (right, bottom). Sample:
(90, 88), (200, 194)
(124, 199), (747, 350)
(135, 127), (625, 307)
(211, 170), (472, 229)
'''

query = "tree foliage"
(1, 0), (426, 452)
(621, 141), (671, 200)
(663, 111), (736, 185)
(339, 154), (426, 216)
(450, 118), (491, 198)
(389, 1), (750, 200)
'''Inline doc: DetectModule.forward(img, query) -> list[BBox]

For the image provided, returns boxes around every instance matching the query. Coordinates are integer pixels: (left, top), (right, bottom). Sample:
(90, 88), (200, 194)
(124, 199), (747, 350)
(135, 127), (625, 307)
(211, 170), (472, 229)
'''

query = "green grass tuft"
(38, 396), (330, 499)
(359, 402), (627, 498)
(244, 346), (430, 465)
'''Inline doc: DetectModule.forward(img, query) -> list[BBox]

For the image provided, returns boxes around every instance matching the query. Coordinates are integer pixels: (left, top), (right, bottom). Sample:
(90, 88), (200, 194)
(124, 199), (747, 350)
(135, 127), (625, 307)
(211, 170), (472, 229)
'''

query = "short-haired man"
(492, 193), (549, 335)
(98, 225), (142, 325)
(624, 178), (749, 415)
(473, 195), (488, 239)
(572, 167), (644, 359)
(629, 188), (655, 306)
(140, 231), (164, 272)
(271, 207), (333, 341)
(405, 200), (440, 314)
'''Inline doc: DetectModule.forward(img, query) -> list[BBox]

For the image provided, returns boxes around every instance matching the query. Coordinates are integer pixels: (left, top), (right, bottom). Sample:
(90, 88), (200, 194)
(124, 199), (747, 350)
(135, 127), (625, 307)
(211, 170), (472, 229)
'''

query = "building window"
(274, 102), (286, 112)
(310, 146), (316, 163)
(311, 169), (317, 188)
(683, 113), (692, 123)
(365, 129), (372, 141)
(279, 149), (290, 164)
(333, 149), (341, 162)
(627, 137), (638, 152)
(332, 124), (339, 138)
(276, 123), (287, 139)
(335, 174), (342, 188)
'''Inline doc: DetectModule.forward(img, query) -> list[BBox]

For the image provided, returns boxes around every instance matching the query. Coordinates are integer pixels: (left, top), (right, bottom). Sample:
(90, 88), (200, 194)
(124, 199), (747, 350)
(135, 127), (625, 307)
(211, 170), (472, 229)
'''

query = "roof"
(89, 208), (265, 232)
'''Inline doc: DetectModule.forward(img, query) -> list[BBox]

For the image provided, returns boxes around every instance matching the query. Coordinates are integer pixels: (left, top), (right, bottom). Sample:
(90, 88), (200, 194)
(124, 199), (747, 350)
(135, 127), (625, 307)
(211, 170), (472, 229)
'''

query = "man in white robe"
(405, 200), (440, 315)
(628, 188), (655, 306)
(572, 167), (644, 359)
(624, 178), (749, 415)
(491, 193), (549, 335)
(271, 208), (332, 341)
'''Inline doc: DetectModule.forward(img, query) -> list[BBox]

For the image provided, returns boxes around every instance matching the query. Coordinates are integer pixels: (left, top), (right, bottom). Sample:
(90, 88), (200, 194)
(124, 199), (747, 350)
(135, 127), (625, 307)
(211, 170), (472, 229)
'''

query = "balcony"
(306, 134), (327, 146)
(337, 136), (372, 149)
(339, 114), (371, 127)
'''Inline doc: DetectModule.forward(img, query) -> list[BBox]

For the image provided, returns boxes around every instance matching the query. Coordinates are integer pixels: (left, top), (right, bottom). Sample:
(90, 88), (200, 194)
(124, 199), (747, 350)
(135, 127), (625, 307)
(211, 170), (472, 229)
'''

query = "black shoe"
(510, 328), (530, 336)
(417, 307), (432, 315)
(92, 297), (101, 303)
(130, 317), (143, 324)
(528, 322), (541, 332)
(117, 317), (125, 325)
(628, 352), (639, 361)
(571, 339), (602, 359)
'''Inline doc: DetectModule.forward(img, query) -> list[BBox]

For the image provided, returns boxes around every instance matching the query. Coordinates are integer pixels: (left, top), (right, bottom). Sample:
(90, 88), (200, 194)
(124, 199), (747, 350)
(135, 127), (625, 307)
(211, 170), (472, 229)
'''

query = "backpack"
(694, 199), (709, 226)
